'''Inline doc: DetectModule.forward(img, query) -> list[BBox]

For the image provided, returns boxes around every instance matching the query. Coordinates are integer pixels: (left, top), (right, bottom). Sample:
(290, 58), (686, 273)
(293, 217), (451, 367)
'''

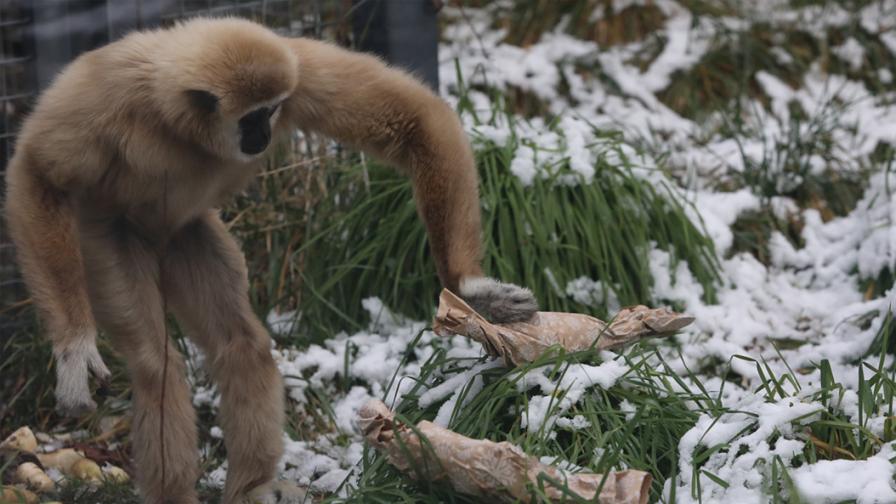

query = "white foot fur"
(54, 333), (111, 417)
(458, 276), (538, 323)
(243, 480), (308, 504)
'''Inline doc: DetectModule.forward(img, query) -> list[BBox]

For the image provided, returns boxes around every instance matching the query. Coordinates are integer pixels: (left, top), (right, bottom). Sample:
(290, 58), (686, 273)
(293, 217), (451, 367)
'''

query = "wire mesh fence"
(0, 1), (33, 328)
(0, 0), (438, 332)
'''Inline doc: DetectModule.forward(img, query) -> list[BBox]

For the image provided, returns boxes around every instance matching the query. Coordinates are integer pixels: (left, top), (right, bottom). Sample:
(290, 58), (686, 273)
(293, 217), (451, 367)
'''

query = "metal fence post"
(352, 0), (440, 90)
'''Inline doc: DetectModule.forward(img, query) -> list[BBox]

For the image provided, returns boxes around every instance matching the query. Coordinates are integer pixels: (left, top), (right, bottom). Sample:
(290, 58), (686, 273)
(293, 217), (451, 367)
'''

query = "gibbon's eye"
(238, 107), (272, 156)
(185, 89), (219, 114)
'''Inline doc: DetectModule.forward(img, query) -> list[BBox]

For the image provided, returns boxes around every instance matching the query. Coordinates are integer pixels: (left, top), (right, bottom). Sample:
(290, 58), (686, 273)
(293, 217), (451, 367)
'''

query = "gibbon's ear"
(185, 89), (219, 114)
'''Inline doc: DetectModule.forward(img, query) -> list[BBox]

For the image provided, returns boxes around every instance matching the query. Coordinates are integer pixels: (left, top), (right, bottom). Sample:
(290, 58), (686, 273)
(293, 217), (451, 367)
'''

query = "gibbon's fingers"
(458, 277), (539, 324)
(161, 212), (284, 504)
(281, 38), (484, 292)
(53, 330), (111, 417)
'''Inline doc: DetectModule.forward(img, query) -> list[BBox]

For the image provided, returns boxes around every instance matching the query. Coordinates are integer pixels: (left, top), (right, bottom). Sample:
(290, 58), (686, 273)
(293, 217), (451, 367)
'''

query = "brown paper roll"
(433, 289), (694, 366)
(359, 399), (651, 504)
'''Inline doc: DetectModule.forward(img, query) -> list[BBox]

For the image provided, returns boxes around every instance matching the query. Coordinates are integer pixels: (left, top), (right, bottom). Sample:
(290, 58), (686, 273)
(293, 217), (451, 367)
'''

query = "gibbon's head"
(155, 18), (298, 162)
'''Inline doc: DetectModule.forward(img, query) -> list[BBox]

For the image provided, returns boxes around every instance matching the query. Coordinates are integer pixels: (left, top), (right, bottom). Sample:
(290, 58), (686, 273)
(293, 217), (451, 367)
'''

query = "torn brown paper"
(359, 399), (651, 504)
(433, 289), (694, 366)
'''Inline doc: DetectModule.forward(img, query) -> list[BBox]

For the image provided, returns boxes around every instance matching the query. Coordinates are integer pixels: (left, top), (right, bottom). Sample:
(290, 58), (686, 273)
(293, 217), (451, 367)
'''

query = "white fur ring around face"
(53, 335), (111, 417)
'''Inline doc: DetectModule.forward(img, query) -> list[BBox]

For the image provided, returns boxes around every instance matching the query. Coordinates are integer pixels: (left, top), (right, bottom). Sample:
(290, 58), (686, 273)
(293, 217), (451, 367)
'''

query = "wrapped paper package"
(433, 289), (694, 366)
(359, 399), (651, 504)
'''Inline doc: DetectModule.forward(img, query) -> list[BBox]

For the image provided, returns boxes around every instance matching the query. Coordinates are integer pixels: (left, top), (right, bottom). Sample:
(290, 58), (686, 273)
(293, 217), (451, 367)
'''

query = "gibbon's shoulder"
(282, 36), (431, 103)
(281, 36), (446, 133)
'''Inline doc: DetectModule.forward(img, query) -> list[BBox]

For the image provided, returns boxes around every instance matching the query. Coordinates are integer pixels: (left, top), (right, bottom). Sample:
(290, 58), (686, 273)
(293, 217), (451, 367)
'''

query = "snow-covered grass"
(3, 1), (896, 503)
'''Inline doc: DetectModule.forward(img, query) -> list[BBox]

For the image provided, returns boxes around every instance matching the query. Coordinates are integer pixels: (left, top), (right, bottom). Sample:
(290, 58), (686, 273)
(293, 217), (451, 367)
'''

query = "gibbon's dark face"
(238, 102), (280, 155)
(186, 89), (287, 161)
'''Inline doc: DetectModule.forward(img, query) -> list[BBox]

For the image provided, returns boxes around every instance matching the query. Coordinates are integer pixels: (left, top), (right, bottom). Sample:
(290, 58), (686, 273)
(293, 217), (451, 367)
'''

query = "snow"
(689, 189), (761, 255)
(832, 37), (866, 71)
(186, 0), (896, 500)
(266, 309), (299, 337)
(555, 415), (592, 431)
(791, 446), (896, 503)
(419, 359), (502, 427)
(673, 397), (823, 503)
(519, 357), (629, 432)
(565, 276), (621, 313)
(639, 5), (713, 92)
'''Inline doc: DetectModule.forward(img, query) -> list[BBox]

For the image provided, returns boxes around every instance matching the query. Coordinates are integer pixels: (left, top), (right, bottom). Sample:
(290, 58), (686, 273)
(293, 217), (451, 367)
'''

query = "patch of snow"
(267, 309), (299, 337)
(565, 276), (622, 313)
(791, 445), (896, 503)
(832, 37), (866, 71)
(520, 357), (629, 433)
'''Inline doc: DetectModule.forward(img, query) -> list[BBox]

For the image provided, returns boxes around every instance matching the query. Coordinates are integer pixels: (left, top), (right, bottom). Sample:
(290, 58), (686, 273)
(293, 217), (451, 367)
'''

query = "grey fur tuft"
(458, 277), (538, 323)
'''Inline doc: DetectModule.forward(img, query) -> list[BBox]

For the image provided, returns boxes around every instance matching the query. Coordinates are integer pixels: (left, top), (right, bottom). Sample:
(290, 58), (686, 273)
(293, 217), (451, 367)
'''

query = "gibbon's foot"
(53, 335), (111, 417)
(458, 277), (538, 324)
(242, 480), (308, 504)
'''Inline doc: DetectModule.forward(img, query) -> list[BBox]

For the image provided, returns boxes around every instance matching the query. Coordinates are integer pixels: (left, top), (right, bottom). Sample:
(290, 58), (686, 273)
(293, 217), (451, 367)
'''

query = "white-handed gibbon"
(3, 17), (536, 504)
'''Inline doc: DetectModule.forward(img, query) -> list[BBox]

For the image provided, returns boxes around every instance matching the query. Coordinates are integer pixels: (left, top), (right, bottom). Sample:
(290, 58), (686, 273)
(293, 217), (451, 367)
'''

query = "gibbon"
(4, 17), (536, 504)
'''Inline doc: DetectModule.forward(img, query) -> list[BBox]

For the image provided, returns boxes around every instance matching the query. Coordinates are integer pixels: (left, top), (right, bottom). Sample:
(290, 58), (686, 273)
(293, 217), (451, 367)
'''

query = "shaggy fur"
(4, 18), (536, 504)
(458, 277), (538, 323)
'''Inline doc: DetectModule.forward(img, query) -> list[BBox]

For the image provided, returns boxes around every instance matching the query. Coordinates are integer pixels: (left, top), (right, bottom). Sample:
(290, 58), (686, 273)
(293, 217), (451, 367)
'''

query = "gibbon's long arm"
(282, 38), (482, 292)
(4, 154), (111, 416)
(282, 39), (537, 322)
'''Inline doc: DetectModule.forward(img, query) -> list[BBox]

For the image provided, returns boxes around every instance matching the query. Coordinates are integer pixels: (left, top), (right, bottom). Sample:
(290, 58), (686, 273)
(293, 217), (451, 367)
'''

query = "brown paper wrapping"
(359, 399), (651, 504)
(433, 289), (694, 366)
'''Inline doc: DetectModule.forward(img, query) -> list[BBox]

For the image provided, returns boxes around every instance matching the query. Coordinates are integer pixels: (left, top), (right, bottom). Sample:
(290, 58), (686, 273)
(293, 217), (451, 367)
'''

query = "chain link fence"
(0, 0), (439, 332)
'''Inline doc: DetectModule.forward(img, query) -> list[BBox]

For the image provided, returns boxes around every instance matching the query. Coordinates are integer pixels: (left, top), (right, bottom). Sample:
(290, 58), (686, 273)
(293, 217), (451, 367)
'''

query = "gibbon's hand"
(458, 277), (539, 324)
(53, 334), (111, 417)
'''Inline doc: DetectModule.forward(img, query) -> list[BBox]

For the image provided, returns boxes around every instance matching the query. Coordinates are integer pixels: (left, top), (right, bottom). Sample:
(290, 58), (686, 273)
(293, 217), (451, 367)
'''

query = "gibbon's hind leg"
(3, 165), (109, 416)
(161, 212), (290, 504)
(76, 209), (199, 504)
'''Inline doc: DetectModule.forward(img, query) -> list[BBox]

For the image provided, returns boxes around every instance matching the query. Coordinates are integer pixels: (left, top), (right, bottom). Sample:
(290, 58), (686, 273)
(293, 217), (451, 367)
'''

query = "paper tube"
(359, 399), (651, 504)
(433, 289), (694, 366)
